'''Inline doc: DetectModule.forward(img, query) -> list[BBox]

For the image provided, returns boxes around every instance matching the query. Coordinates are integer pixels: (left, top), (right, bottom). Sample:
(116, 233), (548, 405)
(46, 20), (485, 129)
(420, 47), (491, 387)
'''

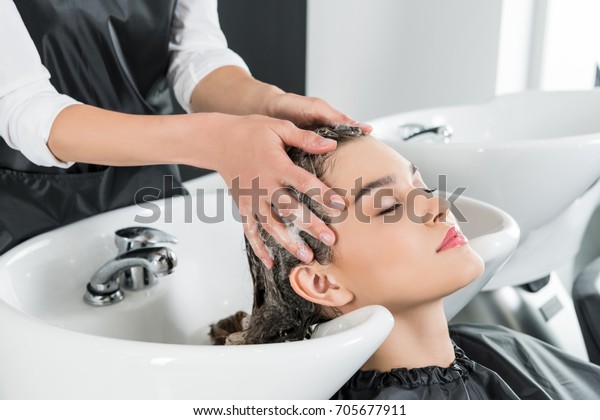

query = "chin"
(450, 246), (485, 290)
(463, 247), (485, 284)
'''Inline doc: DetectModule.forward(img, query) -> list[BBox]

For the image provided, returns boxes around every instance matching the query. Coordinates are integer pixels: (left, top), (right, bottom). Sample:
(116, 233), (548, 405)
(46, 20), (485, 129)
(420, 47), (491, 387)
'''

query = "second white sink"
(370, 90), (600, 240)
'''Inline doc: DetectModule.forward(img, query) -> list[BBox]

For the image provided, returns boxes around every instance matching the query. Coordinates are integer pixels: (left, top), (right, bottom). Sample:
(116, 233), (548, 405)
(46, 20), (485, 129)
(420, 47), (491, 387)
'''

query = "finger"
(356, 122), (373, 134)
(286, 165), (346, 211)
(273, 191), (336, 246)
(258, 199), (314, 263)
(241, 210), (274, 269)
(304, 98), (373, 134)
(273, 122), (338, 154)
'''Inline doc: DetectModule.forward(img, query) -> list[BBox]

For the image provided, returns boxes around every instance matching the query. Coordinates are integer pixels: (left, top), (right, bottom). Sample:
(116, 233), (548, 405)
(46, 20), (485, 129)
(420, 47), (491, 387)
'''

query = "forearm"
(48, 104), (230, 170)
(189, 65), (283, 115)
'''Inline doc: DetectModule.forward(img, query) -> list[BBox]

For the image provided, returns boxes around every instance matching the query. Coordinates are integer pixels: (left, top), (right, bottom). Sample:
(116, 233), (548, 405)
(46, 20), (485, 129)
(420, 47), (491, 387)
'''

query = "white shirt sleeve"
(168, 0), (251, 113)
(0, 0), (248, 168)
(0, 0), (79, 168)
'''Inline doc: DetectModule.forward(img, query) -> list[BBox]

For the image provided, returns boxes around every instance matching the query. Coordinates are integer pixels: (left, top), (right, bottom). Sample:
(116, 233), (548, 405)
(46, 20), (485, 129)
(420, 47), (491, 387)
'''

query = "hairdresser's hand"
(215, 114), (346, 269)
(265, 92), (373, 133)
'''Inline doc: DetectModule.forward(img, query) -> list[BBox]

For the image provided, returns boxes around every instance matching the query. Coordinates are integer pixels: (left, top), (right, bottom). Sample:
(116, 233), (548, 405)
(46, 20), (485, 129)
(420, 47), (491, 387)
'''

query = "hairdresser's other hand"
(215, 114), (346, 269)
(265, 92), (372, 134)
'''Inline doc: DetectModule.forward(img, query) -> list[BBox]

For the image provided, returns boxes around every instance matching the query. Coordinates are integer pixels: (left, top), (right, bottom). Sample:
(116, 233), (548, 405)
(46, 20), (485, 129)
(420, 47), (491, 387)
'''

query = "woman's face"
(320, 136), (484, 314)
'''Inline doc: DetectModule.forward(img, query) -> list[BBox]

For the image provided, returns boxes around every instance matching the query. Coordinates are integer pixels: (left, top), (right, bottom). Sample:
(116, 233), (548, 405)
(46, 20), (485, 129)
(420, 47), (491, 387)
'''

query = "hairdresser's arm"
(165, 0), (368, 266)
(185, 67), (374, 267)
(189, 65), (372, 133)
(169, 0), (370, 131)
(48, 105), (344, 267)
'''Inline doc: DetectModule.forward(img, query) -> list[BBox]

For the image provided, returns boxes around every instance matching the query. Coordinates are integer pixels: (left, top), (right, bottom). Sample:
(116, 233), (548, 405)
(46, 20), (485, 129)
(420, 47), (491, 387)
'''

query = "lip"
(436, 225), (468, 252)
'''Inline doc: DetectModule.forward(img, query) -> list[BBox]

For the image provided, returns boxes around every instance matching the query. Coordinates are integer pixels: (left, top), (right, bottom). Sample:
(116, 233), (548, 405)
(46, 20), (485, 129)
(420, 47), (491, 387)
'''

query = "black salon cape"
(330, 324), (600, 400)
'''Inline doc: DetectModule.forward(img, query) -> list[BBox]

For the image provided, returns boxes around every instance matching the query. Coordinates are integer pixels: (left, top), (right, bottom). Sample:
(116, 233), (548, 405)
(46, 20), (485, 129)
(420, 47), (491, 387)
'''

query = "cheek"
(333, 221), (427, 294)
(331, 220), (486, 307)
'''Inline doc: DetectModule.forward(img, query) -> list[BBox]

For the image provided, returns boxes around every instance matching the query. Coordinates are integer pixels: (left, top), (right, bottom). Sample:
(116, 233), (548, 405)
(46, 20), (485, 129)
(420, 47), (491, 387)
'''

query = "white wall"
(306, 0), (503, 121)
(495, 0), (536, 95)
(537, 0), (600, 90)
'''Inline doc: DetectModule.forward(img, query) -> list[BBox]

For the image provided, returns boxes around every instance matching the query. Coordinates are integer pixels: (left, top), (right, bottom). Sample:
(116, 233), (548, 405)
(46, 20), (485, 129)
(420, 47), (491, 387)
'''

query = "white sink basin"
(370, 90), (600, 287)
(370, 90), (600, 238)
(0, 175), (518, 399)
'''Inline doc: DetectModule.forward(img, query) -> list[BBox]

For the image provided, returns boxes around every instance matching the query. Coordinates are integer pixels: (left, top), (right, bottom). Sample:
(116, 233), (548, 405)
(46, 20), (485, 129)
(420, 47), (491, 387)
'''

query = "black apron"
(331, 324), (600, 400)
(0, 0), (188, 254)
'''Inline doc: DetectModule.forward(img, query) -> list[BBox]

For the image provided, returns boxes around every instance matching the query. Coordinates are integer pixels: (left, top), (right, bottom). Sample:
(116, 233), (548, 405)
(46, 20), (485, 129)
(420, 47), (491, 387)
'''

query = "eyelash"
(378, 187), (438, 216)
(379, 202), (401, 215)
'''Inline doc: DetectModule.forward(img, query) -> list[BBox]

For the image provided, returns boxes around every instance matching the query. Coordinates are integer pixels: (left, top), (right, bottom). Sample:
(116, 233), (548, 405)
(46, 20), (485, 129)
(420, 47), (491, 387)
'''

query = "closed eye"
(379, 202), (402, 216)
(377, 187), (436, 216)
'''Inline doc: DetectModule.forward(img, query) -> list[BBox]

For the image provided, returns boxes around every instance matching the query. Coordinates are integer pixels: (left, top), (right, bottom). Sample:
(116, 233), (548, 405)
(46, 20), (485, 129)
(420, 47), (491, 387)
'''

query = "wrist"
(257, 83), (286, 117)
(169, 112), (237, 171)
(189, 66), (285, 116)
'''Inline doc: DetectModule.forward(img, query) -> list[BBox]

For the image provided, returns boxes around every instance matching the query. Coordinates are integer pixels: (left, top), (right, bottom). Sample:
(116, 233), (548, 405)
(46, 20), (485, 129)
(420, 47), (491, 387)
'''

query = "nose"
(411, 190), (450, 225)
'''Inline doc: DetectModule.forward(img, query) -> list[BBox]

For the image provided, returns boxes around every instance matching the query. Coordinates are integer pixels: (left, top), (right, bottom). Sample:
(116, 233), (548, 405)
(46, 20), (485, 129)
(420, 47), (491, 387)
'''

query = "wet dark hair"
(209, 126), (364, 345)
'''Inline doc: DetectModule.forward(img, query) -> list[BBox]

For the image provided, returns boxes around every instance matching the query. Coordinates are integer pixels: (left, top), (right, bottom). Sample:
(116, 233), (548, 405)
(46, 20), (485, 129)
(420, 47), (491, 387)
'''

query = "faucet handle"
(84, 246), (178, 306)
(398, 123), (453, 143)
(115, 227), (178, 254)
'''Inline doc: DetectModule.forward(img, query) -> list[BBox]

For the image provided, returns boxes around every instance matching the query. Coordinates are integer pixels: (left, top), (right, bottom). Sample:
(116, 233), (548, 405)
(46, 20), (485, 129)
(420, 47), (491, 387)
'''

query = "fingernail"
(318, 137), (336, 147)
(319, 231), (335, 246)
(261, 257), (272, 269)
(297, 246), (311, 262)
(329, 195), (346, 210)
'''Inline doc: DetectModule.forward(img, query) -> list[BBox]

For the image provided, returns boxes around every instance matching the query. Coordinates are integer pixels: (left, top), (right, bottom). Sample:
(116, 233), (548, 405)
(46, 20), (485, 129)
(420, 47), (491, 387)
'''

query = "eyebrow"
(353, 162), (418, 204)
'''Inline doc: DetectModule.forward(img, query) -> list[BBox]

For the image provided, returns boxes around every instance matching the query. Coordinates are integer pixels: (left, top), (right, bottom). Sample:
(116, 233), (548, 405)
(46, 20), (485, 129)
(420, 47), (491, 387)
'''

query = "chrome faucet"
(114, 227), (177, 290)
(398, 123), (453, 143)
(83, 227), (178, 306)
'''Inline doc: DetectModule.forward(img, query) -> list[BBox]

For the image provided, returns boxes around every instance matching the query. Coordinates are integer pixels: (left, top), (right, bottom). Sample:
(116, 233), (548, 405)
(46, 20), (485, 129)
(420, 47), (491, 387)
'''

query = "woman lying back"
(210, 126), (600, 400)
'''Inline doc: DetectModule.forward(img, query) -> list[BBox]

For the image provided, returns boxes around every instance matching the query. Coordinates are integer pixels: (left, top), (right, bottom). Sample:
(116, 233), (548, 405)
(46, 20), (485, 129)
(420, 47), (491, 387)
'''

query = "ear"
(289, 265), (353, 307)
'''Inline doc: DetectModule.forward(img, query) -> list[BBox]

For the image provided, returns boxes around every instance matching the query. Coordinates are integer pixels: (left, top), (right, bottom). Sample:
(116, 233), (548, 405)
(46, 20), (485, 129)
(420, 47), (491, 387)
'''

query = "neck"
(361, 300), (455, 372)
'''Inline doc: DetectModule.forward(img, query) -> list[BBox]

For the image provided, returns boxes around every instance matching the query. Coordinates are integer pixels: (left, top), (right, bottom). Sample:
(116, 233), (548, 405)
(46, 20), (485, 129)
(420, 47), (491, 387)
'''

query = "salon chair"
(572, 256), (600, 365)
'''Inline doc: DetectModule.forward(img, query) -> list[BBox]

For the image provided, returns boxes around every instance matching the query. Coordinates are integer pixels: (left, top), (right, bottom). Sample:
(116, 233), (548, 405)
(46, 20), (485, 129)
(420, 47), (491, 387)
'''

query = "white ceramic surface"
(0, 192), (393, 399)
(489, 177), (600, 289)
(0, 176), (518, 399)
(369, 90), (600, 287)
